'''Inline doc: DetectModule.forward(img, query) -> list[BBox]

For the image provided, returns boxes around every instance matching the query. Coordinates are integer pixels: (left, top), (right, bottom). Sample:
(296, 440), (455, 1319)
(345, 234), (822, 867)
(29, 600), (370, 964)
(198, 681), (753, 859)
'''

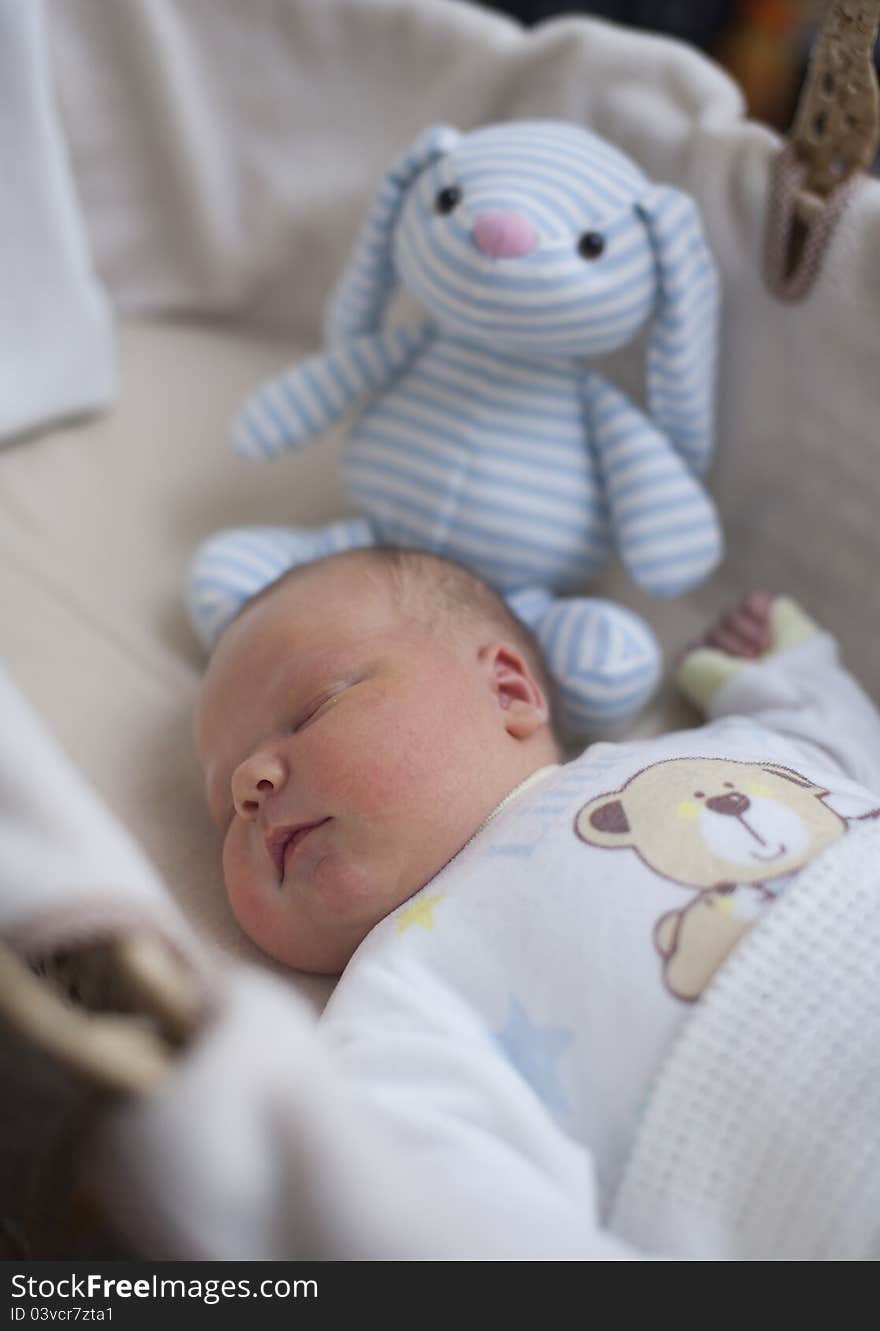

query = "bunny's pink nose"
(471, 211), (539, 258)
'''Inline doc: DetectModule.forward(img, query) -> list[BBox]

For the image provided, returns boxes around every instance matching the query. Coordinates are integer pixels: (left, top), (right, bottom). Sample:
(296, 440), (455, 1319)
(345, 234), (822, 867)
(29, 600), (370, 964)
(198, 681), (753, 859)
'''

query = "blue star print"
(494, 997), (573, 1119)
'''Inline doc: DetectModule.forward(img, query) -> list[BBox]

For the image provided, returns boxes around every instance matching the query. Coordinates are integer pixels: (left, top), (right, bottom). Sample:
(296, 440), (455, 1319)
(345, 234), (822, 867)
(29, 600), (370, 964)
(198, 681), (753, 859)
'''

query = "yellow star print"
(396, 895), (443, 934)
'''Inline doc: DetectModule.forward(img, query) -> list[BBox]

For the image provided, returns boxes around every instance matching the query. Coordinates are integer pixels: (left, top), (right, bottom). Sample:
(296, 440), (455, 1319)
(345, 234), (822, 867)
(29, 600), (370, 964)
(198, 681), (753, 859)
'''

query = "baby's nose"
(231, 751), (287, 819)
(471, 211), (539, 259)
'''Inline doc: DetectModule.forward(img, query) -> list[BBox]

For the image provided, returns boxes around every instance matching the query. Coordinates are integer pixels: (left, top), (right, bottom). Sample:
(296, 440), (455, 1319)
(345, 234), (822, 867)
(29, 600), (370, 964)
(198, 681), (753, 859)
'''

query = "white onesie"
(319, 632), (880, 1245)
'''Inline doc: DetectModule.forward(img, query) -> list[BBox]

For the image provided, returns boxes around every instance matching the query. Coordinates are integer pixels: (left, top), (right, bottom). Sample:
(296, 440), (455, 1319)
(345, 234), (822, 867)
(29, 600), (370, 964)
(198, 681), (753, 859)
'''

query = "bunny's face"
(393, 122), (658, 358)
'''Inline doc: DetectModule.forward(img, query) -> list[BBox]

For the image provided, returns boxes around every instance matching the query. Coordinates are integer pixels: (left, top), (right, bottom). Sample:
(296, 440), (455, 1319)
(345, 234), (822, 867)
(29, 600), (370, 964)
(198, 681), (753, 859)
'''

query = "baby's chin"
(226, 842), (432, 972)
(227, 875), (395, 975)
(230, 901), (360, 974)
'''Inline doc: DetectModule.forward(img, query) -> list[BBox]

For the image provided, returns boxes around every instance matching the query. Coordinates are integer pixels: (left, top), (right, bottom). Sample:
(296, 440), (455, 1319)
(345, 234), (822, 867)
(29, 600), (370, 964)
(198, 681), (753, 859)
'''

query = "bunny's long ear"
(324, 125), (460, 342)
(637, 187), (720, 477)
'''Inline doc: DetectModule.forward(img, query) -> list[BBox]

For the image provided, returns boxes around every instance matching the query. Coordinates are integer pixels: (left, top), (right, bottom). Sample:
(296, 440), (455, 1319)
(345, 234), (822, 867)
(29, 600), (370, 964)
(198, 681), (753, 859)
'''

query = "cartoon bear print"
(653, 886), (759, 1002)
(576, 757), (849, 1002)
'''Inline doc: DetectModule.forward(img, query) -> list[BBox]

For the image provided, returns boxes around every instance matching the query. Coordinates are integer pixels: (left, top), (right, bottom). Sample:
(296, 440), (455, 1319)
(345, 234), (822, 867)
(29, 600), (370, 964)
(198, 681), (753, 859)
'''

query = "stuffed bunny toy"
(190, 120), (722, 732)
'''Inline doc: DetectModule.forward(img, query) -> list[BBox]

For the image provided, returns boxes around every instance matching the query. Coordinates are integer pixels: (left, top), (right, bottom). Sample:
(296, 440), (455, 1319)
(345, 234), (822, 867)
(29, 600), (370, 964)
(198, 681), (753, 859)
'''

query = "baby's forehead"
(248, 556), (396, 633)
(197, 587), (413, 733)
(275, 549), (394, 598)
(272, 549), (460, 618)
(195, 549), (474, 729)
(260, 557), (457, 651)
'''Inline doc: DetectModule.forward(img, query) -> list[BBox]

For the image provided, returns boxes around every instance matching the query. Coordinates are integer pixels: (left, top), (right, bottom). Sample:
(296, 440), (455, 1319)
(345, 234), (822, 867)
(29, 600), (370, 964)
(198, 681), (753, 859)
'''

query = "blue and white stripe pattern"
(343, 337), (613, 592)
(325, 124), (459, 342)
(581, 375), (723, 597)
(232, 328), (431, 460)
(391, 122), (657, 359)
(194, 120), (722, 732)
(507, 589), (662, 730)
(637, 186), (719, 477)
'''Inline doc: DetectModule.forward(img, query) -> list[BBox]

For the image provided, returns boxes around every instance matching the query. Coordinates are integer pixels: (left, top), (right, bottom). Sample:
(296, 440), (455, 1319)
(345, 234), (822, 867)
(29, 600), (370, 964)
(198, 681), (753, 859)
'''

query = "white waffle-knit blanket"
(611, 817), (880, 1260)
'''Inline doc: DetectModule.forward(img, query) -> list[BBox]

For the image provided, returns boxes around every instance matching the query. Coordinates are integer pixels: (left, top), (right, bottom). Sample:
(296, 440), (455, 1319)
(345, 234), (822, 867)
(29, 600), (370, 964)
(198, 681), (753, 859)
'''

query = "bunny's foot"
(507, 588), (661, 736)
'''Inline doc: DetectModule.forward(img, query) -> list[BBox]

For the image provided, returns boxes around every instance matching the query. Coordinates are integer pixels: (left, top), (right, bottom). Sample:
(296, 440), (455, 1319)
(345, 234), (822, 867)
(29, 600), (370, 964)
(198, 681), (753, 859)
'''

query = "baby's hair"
(234, 545), (562, 746)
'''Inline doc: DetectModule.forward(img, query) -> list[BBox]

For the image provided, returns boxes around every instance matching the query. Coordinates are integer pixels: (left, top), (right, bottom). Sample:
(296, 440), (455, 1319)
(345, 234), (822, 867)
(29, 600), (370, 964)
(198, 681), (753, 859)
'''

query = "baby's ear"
(479, 643), (549, 740)
(576, 793), (635, 848)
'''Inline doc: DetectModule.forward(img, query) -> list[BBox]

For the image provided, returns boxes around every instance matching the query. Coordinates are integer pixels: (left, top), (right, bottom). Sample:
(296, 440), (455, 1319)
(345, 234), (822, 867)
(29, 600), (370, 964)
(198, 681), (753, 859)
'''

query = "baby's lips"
(265, 819), (330, 882)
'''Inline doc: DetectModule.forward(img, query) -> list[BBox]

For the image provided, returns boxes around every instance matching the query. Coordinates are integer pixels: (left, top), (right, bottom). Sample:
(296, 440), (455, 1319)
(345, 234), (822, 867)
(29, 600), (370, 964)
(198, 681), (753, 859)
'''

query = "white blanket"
(613, 818), (880, 1260)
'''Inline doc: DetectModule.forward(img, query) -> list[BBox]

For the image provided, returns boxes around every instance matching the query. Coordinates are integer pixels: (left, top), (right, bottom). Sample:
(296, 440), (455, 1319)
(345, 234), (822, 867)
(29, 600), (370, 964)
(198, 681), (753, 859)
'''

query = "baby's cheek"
(333, 723), (447, 816)
(304, 704), (421, 813)
(222, 829), (278, 948)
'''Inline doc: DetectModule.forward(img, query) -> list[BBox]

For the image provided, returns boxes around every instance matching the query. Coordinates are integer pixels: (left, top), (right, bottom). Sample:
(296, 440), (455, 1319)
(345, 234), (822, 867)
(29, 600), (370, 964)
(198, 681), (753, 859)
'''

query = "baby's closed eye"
(293, 687), (345, 733)
(292, 675), (366, 733)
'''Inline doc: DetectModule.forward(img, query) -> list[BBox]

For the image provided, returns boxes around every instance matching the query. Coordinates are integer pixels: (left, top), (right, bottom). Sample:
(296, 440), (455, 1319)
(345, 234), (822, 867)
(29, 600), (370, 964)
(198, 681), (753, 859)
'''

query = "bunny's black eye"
(578, 231), (605, 259)
(435, 186), (462, 215)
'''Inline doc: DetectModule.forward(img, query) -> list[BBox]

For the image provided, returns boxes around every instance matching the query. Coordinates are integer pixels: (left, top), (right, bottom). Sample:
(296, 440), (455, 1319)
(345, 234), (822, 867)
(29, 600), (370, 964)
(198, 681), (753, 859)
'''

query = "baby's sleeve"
(704, 632), (880, 792)
(320, 965), (638, 1260)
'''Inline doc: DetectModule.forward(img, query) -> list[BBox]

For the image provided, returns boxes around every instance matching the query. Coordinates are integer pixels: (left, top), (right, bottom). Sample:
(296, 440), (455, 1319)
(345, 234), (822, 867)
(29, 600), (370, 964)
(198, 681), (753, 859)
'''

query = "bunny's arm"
(580, 371), (723, 597)
(232, 324), (433, 459)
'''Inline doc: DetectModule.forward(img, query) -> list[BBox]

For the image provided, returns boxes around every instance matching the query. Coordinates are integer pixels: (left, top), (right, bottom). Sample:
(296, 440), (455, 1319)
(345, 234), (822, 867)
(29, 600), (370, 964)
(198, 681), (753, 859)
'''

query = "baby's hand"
(701, 590), (774, 658)
(677, 592), (820, 711)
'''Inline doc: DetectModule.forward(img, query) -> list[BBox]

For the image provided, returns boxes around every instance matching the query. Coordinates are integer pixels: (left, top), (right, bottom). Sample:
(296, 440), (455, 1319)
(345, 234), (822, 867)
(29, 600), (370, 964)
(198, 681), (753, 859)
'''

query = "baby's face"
(195, 558), (551, 973)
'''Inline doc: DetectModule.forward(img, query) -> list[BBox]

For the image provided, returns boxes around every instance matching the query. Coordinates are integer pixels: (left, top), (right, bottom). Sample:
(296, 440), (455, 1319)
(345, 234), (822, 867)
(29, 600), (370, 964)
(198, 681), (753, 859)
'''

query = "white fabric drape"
(0, 0), (113, 442)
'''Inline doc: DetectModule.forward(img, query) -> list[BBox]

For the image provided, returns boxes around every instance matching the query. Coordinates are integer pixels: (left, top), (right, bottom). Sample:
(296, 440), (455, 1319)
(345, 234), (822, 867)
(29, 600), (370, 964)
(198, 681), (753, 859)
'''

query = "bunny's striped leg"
(507, 588), (661, 736)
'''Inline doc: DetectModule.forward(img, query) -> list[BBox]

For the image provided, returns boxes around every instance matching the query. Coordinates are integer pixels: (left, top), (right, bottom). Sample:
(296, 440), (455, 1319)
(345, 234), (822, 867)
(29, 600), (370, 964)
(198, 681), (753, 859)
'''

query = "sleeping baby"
(194, 546), (880, 1250)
